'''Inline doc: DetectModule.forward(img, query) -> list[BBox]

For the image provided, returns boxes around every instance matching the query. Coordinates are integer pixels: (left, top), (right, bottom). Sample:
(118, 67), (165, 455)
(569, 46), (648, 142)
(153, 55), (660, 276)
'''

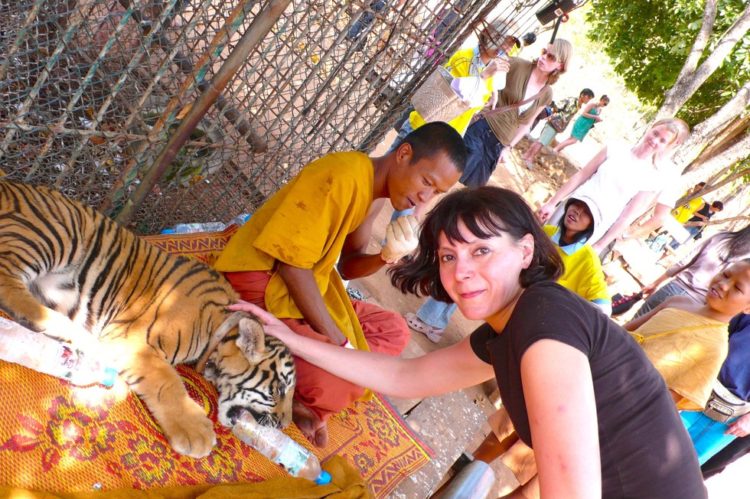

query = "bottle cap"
(315, 470), (332, 485)
(102, 367), (118, 388)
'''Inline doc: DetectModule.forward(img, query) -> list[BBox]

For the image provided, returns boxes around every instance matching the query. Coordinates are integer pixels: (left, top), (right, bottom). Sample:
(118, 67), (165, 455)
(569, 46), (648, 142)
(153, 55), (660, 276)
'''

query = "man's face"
(579, 94), (592, 105)
(389, 145), (461, 212)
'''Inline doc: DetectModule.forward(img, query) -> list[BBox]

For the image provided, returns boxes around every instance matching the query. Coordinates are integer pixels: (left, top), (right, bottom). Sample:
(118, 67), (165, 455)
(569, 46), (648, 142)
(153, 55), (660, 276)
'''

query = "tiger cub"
(0, 180), (295, 458)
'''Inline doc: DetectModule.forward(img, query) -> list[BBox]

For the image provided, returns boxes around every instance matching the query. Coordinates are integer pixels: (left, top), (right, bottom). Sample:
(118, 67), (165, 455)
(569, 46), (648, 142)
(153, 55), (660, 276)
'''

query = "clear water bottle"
(161, 221), (227, 234)
(228, 213), (252, 227)
(232, 412), (332, 485)
(0, 317), (117, 387)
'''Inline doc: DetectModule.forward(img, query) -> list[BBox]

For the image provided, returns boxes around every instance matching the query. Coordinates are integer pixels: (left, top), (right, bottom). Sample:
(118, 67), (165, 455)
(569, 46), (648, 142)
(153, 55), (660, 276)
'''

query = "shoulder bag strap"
(482, 85), (550, 117)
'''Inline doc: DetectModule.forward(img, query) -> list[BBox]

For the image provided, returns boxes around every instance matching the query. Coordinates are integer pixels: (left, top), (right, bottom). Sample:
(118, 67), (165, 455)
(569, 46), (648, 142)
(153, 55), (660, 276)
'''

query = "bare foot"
(292, 400), (328, 448)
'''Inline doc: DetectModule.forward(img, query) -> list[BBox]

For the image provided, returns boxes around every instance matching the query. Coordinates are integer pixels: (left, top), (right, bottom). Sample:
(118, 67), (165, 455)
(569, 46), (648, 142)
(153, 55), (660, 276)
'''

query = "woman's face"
(640, 125), (677, 156)
(537, 45), (563, 74)
(437, 220), (533, 329)
(563, 201), (593, 238)
(706, 262), (750, 316)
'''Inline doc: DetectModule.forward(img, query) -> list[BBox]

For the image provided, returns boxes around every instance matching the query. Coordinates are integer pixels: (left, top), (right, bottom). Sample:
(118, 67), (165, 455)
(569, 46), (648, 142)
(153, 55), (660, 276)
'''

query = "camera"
(535, 0), (580, 25)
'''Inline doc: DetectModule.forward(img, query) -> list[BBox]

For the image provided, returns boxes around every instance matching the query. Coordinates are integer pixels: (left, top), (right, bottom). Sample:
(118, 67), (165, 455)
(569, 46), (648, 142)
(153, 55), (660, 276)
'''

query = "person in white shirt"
(537, 118), (690, 255)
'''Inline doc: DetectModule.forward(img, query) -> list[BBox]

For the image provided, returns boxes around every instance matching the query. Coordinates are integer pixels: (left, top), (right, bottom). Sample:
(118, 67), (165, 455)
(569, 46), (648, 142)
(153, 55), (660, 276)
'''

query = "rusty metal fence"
(0, 0), (546, 233)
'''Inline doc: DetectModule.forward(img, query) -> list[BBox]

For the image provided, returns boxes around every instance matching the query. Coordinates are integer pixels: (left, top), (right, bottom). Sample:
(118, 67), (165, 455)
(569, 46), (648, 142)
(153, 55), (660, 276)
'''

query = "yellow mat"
(0, 227), (433, 498)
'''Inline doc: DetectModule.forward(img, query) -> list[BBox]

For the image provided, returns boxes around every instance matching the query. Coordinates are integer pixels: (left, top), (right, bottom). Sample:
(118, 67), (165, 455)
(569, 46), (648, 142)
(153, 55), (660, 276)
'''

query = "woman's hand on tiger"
(227, 301), (306, 351)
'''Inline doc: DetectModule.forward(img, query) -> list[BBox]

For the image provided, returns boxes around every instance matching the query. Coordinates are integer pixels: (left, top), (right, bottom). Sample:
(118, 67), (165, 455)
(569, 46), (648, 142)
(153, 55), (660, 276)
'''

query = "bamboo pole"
(115, 0), (292, 224)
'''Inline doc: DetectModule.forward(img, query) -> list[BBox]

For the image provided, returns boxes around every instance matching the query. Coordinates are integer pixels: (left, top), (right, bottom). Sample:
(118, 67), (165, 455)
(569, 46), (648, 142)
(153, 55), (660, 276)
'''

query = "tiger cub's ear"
(236, 317), (266, 363)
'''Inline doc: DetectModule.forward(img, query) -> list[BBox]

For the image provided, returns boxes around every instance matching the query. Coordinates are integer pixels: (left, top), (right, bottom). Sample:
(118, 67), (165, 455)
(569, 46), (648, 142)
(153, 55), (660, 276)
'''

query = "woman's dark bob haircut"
(389, 186), (564, 303)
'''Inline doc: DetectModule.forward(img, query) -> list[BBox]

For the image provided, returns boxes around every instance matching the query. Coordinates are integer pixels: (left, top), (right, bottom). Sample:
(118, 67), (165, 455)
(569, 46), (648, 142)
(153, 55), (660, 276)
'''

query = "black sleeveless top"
(471, 281), (706, 498)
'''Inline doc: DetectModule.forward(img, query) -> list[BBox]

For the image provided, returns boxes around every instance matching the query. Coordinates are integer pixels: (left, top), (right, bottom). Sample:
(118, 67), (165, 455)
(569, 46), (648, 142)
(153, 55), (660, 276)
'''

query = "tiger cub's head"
(203, 316), (295, 429)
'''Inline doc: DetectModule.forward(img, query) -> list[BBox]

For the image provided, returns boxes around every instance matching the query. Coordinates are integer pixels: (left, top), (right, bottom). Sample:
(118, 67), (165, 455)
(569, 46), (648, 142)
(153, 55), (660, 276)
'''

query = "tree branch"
(676, 0), (717, 82)
(681, 131), (750, 184)
(656, 2), (750, 120)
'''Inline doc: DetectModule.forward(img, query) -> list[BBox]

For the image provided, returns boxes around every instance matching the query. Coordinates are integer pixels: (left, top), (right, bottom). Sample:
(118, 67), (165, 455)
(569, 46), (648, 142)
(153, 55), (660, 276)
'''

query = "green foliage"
(586, 0), (750, 125)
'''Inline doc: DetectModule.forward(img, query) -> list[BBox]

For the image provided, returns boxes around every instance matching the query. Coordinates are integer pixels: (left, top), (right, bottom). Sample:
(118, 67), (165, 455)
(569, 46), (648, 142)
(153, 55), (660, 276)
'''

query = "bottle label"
(276, 440), (311, 477)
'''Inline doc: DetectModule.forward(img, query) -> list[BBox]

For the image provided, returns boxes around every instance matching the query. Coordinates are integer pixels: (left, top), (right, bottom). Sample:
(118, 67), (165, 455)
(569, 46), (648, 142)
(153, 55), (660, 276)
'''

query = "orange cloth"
(0, 456), (371, 499)
(213, 152), (374, 351)
(224, 271), (409, 420)
(631, 307), (728, 410)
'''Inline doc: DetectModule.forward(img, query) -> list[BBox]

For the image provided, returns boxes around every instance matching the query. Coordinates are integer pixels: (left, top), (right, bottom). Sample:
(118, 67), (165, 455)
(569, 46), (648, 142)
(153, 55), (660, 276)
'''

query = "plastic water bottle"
(232, 412), (332, 485)
(228, 213), (252, 227)
(161, 221), (226, 234)
(0, 317), (117, 387)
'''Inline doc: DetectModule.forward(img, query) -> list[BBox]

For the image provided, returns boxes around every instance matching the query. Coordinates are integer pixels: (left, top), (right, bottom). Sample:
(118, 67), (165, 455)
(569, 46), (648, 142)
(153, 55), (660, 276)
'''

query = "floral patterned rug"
(0, 227), (433, 498)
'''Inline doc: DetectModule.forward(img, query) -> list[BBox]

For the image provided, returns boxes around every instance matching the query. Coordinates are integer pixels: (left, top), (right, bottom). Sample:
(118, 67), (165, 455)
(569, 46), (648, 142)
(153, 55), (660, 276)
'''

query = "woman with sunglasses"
(404, 39), (571, 343)
(458, 39), (571, 188)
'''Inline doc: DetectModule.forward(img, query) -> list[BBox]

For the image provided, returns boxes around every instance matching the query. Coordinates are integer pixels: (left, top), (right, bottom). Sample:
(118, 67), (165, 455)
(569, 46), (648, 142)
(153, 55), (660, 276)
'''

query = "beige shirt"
(485, 58), (553, 146)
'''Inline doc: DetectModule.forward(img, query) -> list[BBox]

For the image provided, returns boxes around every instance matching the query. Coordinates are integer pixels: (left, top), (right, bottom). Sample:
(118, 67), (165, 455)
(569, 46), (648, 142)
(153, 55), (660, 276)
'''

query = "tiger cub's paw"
(161, 399), (216, 458)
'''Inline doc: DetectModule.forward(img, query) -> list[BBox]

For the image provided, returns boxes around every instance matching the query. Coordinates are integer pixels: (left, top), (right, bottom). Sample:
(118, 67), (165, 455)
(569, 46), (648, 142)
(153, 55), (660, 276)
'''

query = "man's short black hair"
(580, 88), (594, 98)
(712, 201), (724, 211)
(401, 121), (467, 173)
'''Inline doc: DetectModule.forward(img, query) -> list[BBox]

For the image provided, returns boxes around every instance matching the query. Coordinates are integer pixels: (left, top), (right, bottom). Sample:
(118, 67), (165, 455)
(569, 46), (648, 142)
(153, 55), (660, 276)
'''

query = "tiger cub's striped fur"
(0, 180), (295, 458)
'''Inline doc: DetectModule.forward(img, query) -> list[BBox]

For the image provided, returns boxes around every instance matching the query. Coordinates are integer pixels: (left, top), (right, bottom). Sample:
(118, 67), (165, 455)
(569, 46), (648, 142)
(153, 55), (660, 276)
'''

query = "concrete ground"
(349, 133), (749, 498)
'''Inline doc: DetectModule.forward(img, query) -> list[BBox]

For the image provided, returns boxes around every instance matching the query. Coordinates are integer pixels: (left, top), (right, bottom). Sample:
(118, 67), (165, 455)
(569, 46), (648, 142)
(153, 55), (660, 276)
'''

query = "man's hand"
(381, 215), (420, 264)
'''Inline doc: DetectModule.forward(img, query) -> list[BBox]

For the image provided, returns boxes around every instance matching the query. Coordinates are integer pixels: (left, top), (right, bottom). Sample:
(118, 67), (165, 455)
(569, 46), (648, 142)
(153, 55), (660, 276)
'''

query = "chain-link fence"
(0, 0), (547, 233)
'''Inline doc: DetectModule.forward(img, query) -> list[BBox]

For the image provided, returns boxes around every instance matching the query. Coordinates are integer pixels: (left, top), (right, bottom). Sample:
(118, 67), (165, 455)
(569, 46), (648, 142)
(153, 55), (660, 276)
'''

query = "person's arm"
(337, 198), (389, 280)
(521, 339), (600, 498)
(276, 263), (347, 346)
(497, 119), (534, 163)
(590, 191), (658, 253)
(229, 302), (496, 398)
(726, 412), (750, 438)
(625, 202), (673, 240)
(641, 250), (694, 296)
(537, 147), (608, 222)
(579, 102), (599, 120)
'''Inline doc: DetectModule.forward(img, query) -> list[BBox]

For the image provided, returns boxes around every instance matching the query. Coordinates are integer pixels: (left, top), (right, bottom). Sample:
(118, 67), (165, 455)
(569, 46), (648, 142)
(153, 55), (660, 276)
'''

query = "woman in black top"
(231, 186), (706, 498)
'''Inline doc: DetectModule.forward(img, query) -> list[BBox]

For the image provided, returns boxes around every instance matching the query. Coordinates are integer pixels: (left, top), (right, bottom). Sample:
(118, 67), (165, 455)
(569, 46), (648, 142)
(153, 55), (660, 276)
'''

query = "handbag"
(410, 66), (471, 123)
(548, 113), (567, 133)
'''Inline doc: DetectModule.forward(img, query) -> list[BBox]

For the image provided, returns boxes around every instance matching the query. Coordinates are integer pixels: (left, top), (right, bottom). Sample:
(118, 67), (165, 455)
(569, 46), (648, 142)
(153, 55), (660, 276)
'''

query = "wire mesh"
(0, 0), (548, 234)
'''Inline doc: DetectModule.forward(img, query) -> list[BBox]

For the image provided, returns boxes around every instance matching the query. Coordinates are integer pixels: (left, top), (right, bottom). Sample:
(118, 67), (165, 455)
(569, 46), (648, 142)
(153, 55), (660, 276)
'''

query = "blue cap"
(102, 367), (118, 388)
(314, 470), (332, 485)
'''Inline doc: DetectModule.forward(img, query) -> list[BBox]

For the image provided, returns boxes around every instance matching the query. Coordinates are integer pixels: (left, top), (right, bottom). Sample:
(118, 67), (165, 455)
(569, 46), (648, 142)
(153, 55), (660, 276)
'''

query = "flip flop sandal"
(405, 312), (444, 343)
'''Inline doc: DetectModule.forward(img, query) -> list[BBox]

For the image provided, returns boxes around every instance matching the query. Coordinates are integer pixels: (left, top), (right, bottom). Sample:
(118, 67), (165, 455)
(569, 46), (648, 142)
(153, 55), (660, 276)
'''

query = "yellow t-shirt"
(672, 197), (705, 224)
(543, 225), (610, 305)
(631, 308), (728, 410)
(409, 47), (495, 136)
(214, 151), (374, 350)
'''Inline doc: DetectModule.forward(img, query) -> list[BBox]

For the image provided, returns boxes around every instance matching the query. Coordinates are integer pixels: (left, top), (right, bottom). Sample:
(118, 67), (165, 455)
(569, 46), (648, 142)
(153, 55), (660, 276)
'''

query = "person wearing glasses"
(554, 94), (610, 154)
(458, 39), (572, 188)
(404, 39), (572, 343)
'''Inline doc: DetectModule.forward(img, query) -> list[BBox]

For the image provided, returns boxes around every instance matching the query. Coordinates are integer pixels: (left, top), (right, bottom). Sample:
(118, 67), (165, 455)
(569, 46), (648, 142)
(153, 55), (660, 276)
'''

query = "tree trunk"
(673, 82), (750, 168)
(681, 131), (750, 188)
(655, 2), (750, 121)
